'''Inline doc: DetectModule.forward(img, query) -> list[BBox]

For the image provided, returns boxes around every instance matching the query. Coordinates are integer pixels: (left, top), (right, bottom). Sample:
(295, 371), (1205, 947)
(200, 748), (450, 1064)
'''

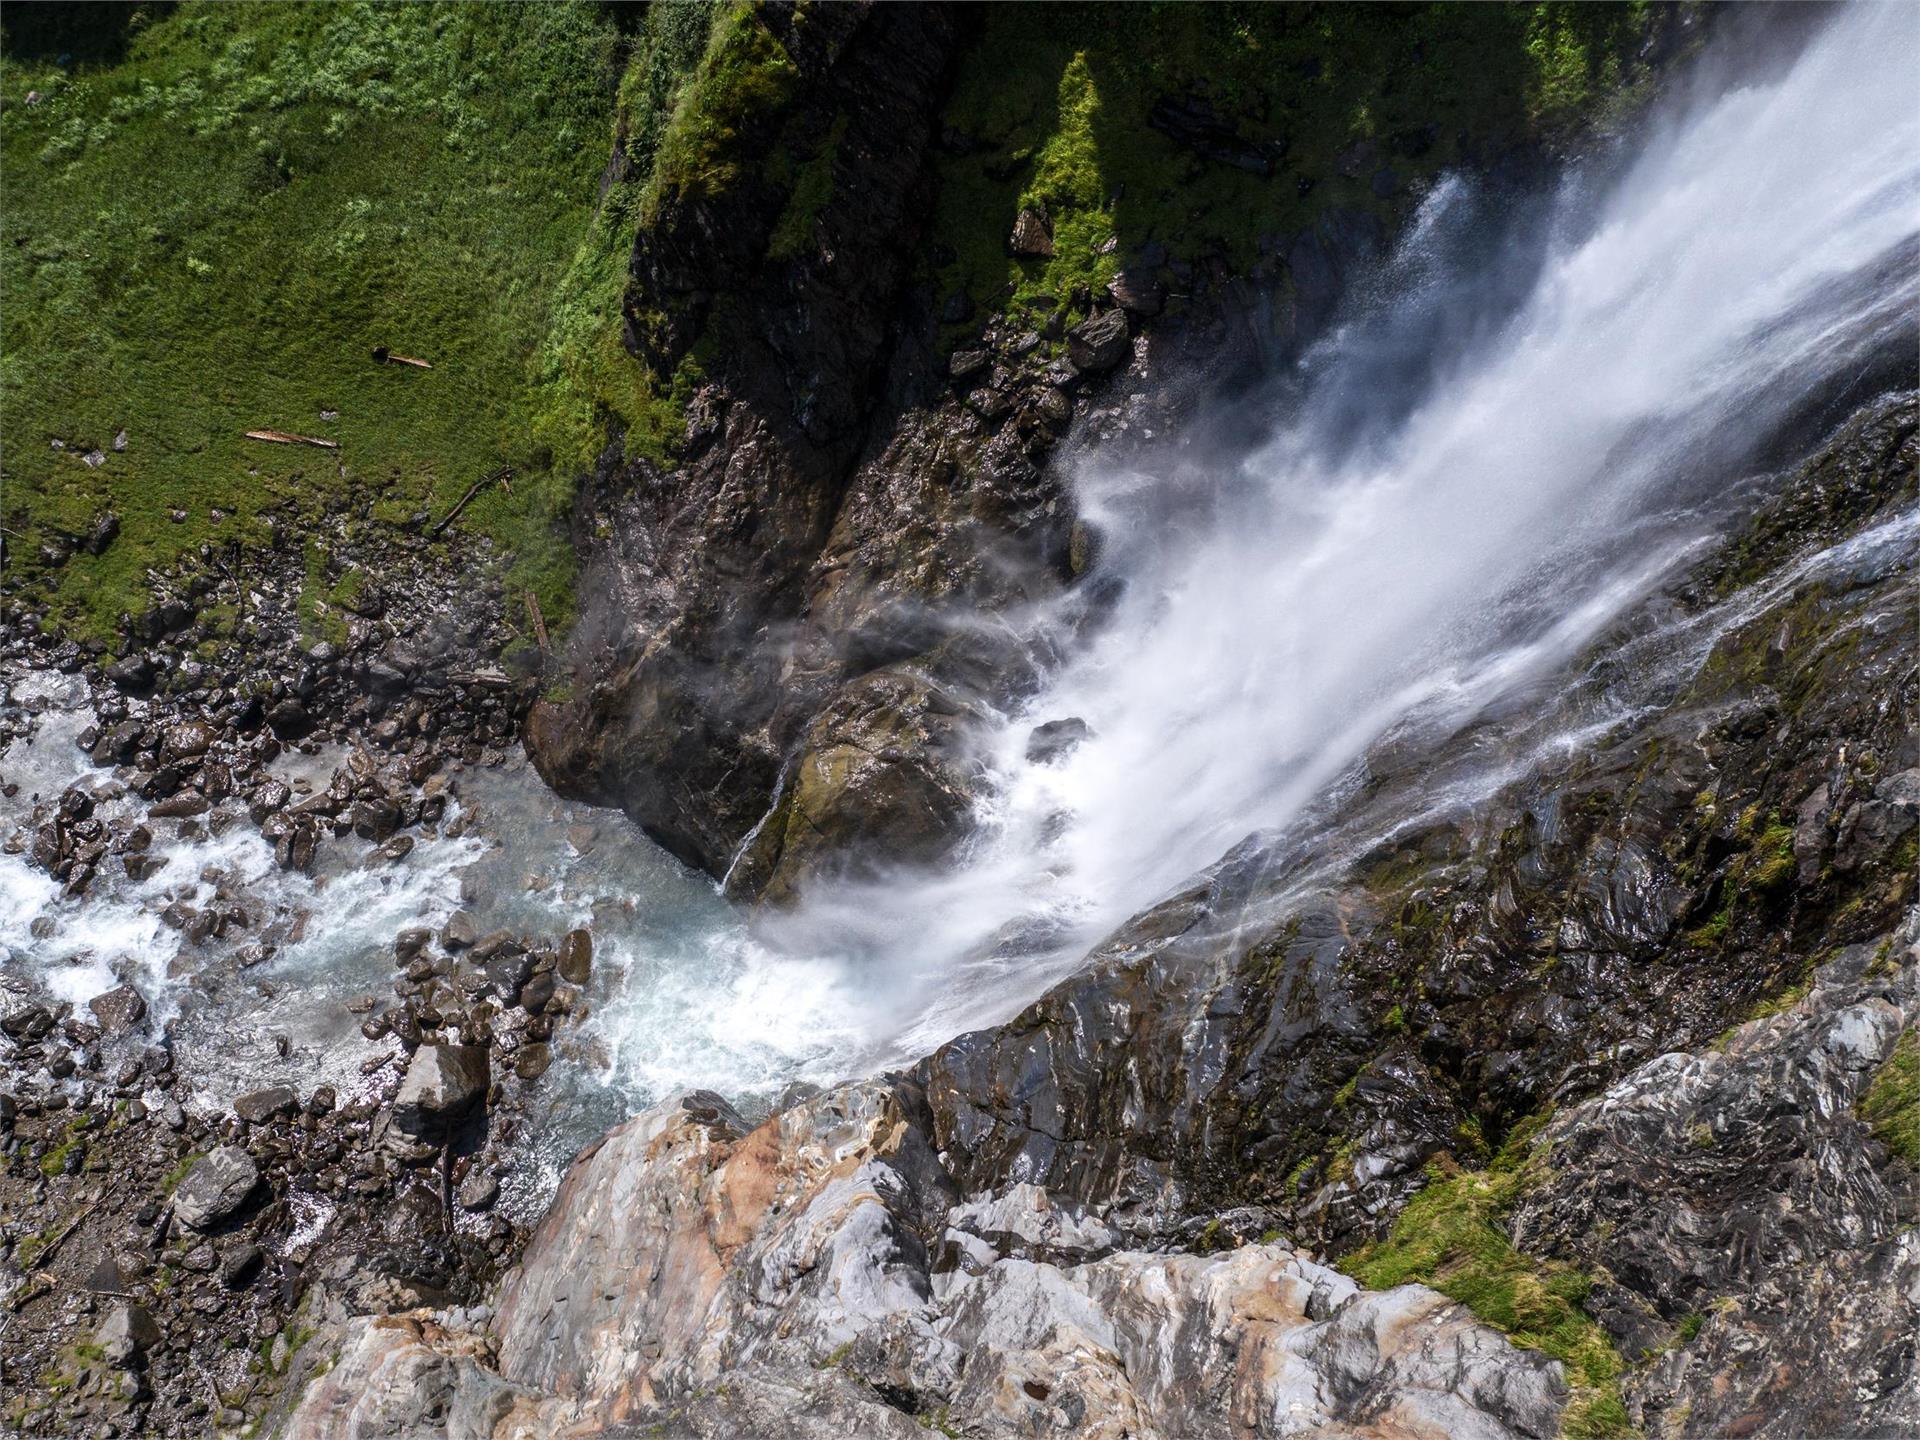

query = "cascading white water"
(758, 0), (1920, 1059)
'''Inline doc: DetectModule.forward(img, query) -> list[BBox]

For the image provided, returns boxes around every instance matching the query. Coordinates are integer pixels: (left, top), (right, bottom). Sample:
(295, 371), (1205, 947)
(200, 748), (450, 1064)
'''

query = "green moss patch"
(1860, 1027), (1918, 1165)
(1341, 1117), (1630, 1438)
(929, 3), (1657, 348)
(2, 0), (635, 641)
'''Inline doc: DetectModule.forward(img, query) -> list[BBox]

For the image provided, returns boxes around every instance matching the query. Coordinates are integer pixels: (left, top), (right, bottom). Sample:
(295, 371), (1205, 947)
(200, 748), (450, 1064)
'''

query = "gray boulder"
(391, 1044), (490, 1143)
(1067, 308), (1131, 372)
(173, 1146), (259, 1231)
(233, 1085), (297, 1125)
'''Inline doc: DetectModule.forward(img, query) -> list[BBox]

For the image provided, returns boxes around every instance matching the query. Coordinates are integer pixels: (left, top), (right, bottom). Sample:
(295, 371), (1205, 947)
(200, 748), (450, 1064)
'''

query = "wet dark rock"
(102, 654), (155, 693)
(457, 1170), (500, 1212)
(265, 698), (311, 738)
(172, 1146), (260, 1231)
(1067, 308), (1131, 372)
(87, 984), (147, 1035)
(512, 1044), (551, 1083)
(1107, 268), (1165, 316)
(519, 971), (557, 1014)
(233, 1085), (297, 1125)
(351, 798), (400, 842)
(1025, 717), (1091, 765)
(558, 928), (593, 986)
(725, 668), (984, 904)
(159, 720), (215, 761)
(441, 910), (480, 951)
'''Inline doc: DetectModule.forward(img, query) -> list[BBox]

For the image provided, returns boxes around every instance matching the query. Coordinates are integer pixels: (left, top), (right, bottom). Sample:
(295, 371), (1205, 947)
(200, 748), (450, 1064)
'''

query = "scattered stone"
(1009, 207), (1054, 257)
(390, 1044), (490, 1143)
(1067, 308), (1131, 372)
(87, 984), (147, 1035)
(95, 1303), (161, 1367)
(172, 1146), (260, 1231)
(219, 1243), (265, 1288)
(558, 928), (593, 986)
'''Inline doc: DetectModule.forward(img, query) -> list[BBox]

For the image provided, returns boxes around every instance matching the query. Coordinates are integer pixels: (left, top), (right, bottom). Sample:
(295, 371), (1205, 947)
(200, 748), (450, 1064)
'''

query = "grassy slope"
(930, 1), (1651, 344)
(3, 1), (1652, 647)
(1, 0), (630, 642)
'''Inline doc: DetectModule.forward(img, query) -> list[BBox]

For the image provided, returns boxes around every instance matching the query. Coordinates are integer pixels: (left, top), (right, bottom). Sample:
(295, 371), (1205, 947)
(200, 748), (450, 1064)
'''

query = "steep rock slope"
(278, 391), (1918, 1440)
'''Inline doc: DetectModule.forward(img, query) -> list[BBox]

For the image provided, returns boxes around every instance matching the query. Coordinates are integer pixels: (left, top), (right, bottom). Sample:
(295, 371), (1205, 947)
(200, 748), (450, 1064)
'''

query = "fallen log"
(245, 428), (339, 449)
(430, 464), (512, 537)
(371, 345), (432, 369)
(524, 589), (551, 652)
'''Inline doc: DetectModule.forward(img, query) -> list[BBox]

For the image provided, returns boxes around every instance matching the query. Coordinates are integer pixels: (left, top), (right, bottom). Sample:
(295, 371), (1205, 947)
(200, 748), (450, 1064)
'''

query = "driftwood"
(524, 589), (551, 652)
(245, 428), (339, 449)
(28, 1209), (85, 1271)
(430, 464), (512, 538)
(371, 345), (432, 369)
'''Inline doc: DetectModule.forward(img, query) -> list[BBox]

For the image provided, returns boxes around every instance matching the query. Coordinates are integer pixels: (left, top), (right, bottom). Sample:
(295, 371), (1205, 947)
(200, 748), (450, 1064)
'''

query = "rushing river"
(2, 1), (1916, 1201)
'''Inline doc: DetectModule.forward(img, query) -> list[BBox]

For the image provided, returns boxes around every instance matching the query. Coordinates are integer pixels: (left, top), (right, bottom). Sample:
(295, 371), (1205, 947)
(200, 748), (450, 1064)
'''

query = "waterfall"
(757, 0), (1920, 1059)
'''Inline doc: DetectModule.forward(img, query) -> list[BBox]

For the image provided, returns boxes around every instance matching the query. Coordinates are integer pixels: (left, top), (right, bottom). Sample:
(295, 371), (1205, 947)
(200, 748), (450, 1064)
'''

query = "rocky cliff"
(277, 383), (1918, 1439)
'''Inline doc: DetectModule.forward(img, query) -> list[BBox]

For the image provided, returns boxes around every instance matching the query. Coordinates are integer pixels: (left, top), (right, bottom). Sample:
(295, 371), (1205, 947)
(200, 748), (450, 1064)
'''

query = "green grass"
(927, 2), (1655, 348)
(1341, 1114), (1631, 1438)
(1, 0), (639, 642)
(1859, 1027), (1918, 1165)
(4, 2), (1661, 647)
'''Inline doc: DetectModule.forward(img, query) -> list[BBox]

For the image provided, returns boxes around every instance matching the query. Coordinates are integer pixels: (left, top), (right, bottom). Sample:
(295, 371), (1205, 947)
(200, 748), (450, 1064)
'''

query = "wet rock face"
(527, 2), (967, 883)
(1506, 934), (1920, 1437)
(525, 2), (1373, 903)
(723, 666), (986, 902)
(289, 1083), (1572, 1440)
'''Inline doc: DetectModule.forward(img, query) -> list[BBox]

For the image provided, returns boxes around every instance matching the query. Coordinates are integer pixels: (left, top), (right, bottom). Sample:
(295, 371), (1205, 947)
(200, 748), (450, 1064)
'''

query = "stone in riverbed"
(233, 1085), (297, 1125)
(173, 1146), (259, 1231)
(519, 970), (557, 1014)
(441, 910), (479, 951)
(457, 1170), (500, 1212)
(390, 1044), (489, 1143)
(88, 984), (147, 1035)
(558, 928), (592, 985)
(513, 1044), (551, 1083)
